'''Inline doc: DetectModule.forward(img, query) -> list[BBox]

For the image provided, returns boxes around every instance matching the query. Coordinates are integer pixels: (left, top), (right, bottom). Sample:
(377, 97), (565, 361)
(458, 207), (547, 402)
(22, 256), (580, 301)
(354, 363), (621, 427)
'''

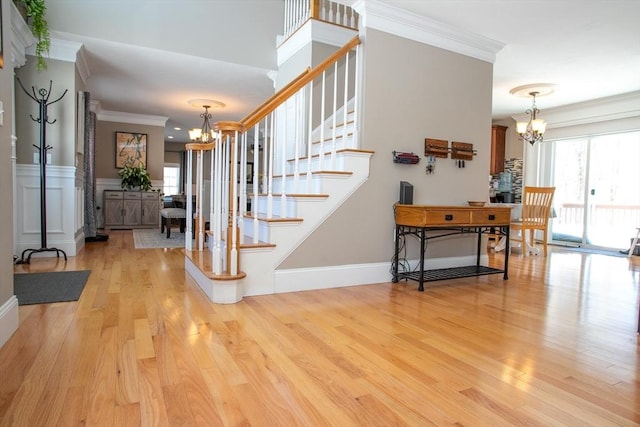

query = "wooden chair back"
(521, 186), (555, 228)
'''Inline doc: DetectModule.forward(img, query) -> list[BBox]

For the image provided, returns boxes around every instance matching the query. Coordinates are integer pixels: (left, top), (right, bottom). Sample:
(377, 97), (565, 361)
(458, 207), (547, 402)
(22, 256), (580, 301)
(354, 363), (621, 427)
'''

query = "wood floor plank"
(1, 230), (638, 426)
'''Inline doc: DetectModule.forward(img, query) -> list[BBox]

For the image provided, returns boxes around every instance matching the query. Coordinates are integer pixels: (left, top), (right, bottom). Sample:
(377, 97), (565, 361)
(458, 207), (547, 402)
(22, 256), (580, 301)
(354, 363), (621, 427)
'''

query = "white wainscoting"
(0, 296), (19, 349)
(15, 164), (84, 258)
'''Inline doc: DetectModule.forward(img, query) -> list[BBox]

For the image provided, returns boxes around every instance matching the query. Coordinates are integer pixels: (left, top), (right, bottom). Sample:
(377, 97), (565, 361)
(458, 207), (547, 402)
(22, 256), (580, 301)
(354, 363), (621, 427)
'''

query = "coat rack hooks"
(15, 78), (69, 264)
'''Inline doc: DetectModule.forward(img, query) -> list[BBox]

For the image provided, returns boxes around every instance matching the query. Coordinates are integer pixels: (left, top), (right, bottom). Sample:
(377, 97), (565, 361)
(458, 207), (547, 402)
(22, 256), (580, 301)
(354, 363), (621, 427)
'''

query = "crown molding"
(97, 110), (168, 127)
(351, 0), (504, 63)
(10, 1), (36, 68)
(512, 91), (640, 129)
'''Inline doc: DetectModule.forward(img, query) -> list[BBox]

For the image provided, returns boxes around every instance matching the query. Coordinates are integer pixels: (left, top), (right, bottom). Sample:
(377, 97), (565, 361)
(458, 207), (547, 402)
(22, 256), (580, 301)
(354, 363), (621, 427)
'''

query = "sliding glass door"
(549, 130), (640, 250)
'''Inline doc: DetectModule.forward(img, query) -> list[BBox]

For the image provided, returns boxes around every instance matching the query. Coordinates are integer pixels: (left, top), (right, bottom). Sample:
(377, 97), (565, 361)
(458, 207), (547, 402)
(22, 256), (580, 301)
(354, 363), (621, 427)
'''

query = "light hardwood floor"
(2, 230), (639, 426)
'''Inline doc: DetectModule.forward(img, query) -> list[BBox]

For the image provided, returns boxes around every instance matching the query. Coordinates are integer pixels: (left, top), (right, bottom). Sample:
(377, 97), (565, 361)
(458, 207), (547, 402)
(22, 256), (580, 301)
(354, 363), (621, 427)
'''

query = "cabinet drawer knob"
(488, 214), (495, 220)
(445, 214), (453, 221)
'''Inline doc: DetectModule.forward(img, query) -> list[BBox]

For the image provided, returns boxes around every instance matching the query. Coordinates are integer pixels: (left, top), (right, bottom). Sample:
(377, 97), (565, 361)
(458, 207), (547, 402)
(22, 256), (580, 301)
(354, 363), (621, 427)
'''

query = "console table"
(392, 204), (511, 291)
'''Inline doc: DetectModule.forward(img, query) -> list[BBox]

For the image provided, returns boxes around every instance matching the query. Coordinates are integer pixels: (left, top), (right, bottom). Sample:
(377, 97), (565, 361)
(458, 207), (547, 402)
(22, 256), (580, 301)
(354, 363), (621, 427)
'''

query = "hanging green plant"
(118, 162), (152, 192)
(15, 0), (51, 71)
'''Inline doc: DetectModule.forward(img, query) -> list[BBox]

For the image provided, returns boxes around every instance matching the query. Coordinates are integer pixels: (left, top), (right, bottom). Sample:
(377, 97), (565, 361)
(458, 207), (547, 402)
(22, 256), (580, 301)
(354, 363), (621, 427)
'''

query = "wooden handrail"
(241, 67), (311, 128)
(241, 35), (360, 130)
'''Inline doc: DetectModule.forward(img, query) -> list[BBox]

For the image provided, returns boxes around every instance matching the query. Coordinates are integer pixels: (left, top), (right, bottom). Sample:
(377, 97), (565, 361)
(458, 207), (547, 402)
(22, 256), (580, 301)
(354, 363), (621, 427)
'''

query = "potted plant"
(14, 0), (51, 71)
(118, 162), (152, 191)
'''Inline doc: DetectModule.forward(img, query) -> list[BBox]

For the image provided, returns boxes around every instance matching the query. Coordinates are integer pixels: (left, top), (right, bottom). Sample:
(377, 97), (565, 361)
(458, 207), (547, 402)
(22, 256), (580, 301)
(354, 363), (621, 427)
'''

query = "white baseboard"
(274, 255), (489, 294)
(0, 296), (19, 349)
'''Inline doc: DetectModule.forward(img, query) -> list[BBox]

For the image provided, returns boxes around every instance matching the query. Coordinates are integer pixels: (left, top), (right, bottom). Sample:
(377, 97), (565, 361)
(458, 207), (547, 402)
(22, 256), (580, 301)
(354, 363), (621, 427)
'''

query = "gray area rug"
(133, 228), (190, 249)
(14, 270), (91, 305)
(558, 247), (627, 258)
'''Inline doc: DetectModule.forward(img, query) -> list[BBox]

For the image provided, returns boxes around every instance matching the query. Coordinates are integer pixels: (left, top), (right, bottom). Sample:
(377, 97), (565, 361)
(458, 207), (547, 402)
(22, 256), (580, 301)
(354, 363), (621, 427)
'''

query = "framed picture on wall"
(115, 131), (147, 168)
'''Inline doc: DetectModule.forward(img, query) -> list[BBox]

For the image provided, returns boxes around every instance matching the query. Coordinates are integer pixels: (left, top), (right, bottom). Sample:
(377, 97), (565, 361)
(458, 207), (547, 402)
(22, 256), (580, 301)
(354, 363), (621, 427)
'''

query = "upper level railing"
(284, 0), (359, 39)
(185, 36), (361, 278)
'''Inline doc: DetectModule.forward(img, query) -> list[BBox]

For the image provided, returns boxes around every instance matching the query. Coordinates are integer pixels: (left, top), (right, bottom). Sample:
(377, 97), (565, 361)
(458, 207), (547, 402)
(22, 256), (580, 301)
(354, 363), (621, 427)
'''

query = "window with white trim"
(163, 164), (181, 195)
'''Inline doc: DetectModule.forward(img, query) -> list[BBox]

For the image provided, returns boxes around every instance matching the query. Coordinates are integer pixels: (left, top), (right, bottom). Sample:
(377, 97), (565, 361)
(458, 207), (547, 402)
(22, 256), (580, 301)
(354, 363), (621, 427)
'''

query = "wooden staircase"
(185, 37), (372, 303)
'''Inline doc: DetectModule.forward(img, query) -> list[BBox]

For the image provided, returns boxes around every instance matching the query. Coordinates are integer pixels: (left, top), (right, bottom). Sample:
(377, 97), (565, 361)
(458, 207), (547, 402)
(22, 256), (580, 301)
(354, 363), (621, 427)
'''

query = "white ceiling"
(42, 0), (640, 145)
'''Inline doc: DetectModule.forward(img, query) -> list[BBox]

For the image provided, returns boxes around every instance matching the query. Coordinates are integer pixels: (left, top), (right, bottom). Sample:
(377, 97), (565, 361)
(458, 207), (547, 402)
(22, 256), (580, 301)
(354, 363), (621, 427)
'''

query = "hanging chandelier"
(188, 99), (225, 143)
(516, 91), (546, 145)
(510, 84), (555, 146)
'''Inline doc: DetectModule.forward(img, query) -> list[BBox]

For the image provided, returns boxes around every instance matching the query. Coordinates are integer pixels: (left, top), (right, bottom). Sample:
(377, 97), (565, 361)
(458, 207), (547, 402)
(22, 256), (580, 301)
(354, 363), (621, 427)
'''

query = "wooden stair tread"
(183, 249), (246, 280)
(210, 231), (276, 249)
(248, 193), (329, 198)
(243, 214), (303, 223)
(289, 148), (375, 162)
(272, 170), (353, 178)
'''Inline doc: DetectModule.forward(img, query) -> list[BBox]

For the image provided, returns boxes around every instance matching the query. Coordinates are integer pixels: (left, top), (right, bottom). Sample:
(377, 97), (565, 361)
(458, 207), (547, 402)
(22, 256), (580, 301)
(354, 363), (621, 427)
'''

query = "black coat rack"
(16, 79), (68, 264)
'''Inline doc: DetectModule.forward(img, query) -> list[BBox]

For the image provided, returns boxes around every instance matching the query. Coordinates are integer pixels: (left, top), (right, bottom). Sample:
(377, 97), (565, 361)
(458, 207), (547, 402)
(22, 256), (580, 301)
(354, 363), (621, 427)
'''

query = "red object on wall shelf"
(393, 151), (420, 164)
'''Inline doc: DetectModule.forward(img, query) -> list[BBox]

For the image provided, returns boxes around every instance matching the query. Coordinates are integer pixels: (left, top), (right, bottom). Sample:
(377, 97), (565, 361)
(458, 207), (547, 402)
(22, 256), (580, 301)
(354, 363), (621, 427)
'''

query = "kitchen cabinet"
(104, 191), (159, 229)
(490, 125), (508, 174)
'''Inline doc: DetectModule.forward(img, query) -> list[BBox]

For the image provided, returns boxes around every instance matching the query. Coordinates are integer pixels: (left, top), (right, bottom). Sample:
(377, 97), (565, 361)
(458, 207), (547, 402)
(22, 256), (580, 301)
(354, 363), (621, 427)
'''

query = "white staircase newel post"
(252, 122), (260, 244)
(196, 149), (204, 251)
(213, 135), (222, 275)
(185, 149), (193, 250)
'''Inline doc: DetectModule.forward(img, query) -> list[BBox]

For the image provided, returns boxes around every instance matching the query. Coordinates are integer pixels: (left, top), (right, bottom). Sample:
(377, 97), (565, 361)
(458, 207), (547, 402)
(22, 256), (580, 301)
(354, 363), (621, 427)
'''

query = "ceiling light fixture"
(187, 99), (225, 143)
(510, 84), (555, 146)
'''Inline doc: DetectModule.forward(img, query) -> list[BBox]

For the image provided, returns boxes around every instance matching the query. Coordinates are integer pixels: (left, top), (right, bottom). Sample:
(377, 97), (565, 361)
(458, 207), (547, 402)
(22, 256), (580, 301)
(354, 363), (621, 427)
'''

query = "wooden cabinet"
(104, 191), (159, 229)
(490, 125), (508, 174)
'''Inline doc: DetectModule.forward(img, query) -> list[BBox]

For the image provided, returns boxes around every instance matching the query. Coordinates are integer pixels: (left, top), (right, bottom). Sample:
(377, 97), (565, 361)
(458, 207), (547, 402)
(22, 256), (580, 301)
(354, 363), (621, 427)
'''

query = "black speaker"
(399, 181), (413, 205)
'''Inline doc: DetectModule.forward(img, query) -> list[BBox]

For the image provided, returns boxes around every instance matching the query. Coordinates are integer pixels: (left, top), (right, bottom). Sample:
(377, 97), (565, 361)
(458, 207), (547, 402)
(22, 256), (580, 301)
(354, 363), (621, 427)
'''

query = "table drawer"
(141, 192), (158, 200)
(424, 210), (470, 225)
(124, 192), (141, 200)
(470, 209), (511, 225)
(104, 191), (123, 200)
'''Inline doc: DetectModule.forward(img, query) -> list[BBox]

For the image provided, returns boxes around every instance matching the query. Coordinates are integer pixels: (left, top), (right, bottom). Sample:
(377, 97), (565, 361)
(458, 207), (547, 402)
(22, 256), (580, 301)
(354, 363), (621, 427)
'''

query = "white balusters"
(306, 82), (314, 193)
(343, 48), (350, 149)
(319, 70), (326, 171)
(284, 0), (358, 39)
(331, 61), (338, 169)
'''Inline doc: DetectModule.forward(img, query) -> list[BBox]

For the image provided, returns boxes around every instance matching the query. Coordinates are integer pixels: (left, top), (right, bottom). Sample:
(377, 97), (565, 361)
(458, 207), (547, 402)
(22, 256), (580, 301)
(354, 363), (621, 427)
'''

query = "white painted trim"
(513, 91), (640, 129)
(274, 254), (490, 294)
(29, 37), (82, 63)
(15, 165), (83, 257)
(0, 296), (19, 349)
(278, 19), (358, 66)
(351, 0), (504, 63)
(185, 257), (243, 304)
(97, 110), (168, 127)
(10, 1), (36, 68)
(75, 46), (92, 85)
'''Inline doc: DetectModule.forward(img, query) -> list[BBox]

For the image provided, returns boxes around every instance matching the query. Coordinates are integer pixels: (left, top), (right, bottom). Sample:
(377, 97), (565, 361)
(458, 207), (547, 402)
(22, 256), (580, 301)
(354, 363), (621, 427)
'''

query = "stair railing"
(185, 36), (360, 277)
(283, 0), (359, 40)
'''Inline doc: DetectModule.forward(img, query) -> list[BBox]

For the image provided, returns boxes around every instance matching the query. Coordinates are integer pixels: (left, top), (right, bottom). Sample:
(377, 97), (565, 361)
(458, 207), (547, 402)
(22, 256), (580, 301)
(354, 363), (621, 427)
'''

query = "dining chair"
(510, 186), (556, 256)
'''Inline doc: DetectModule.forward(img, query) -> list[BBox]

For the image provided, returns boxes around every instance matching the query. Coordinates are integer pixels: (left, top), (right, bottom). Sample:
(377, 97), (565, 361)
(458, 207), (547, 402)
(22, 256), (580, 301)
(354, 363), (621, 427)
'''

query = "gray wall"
(95, 121), (165, 182)
(15, 59), (77, 167)
(279, 28), (494, 268)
